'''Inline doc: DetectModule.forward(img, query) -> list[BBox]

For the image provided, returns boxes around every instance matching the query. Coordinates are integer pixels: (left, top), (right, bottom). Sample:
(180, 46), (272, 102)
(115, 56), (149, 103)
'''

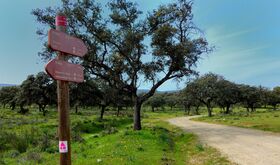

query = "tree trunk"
(117, 106), (121, 117)
(151, 106), (155, 112)
(38, 104), (42, 112)
(133, 100), (142, 130)
(19, 105), (24, 114)
(225, 105), (231, 114)
(207, 105), (212, 117)
(43, 109), (46, 116)
(195, 106), (200, 115)
(42, 105), (47, 116)
(251, 107), (254, 112)
(273, 104), (277, 110)
(184, 105), (187, 112)
(75, 105), (78, 114)
(185, 105), (190, 115)
(187, 108), (190, 115)
(100, 105), (106, 120)
(19, 104), (28, 114)
(10, 102), (15, 110)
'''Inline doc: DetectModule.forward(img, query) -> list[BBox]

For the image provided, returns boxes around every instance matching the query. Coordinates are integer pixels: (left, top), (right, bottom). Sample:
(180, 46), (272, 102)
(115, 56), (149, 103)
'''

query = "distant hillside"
(137, 89), (179, 94)
(0, 84), (17, 87)
(157, 90), (180, 94)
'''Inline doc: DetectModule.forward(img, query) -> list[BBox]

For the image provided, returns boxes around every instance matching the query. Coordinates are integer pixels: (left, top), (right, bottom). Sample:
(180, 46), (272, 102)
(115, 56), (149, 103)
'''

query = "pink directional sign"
(45, 59), (84, 83)
(48, 29), (88, 57)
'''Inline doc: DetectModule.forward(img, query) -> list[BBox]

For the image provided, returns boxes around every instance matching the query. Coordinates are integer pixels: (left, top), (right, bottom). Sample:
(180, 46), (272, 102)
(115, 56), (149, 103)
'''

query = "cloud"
(208, 29), (256, 44)
(205, 26), (259, 44)
(197, 26), (278, 85)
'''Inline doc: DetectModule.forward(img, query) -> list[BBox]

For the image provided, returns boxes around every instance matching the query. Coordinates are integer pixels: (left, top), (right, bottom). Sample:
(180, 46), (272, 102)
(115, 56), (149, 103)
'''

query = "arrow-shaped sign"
(48, 29), (88, 57)
(45, 59), (84, 83)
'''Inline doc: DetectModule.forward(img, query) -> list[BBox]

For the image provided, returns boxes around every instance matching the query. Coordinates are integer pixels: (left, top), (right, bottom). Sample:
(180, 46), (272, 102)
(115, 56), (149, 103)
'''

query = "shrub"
(39, 131), (51, 151)
(12, 129), (40, 153)
(0, 154), (5, 165)
(154, 126), (175, 151)
(101, 126), (118, 136)
(0, 131), (14, 151)
(72, 121), (103, 134)
(196, 143), (205, 151)
(45, 146), (57, 154)
(137, 146), (144, 151)
(71, 128), (84, 142)
(4, 150), (20, 158)
(12, 134), (29, 153)
(27, 127), (40, 146)
(26, 151), (42, 164)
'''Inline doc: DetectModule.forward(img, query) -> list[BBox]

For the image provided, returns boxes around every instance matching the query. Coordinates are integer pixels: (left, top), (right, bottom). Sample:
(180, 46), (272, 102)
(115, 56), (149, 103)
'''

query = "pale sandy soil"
(168, 116), (280, 165)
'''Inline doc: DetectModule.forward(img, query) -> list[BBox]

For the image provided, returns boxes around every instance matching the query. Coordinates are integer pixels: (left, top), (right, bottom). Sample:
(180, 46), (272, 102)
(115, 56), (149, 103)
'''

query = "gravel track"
(168, 116), (280, 165)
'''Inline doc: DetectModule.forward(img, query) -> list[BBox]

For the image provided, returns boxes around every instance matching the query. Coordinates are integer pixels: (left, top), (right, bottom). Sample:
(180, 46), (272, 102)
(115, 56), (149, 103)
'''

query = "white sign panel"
(59, 141), (68, 153)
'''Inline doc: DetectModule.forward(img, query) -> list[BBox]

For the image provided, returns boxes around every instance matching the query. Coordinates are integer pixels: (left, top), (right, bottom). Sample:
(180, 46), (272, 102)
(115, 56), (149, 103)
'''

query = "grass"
(193, 107), (280, 133)
(0, 106), (233, 165)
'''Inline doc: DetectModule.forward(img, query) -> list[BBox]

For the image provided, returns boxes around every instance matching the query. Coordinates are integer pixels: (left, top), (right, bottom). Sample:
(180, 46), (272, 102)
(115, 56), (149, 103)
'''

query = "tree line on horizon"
(1, 72), (280, 118)
(145, 73), (280, 116)
(0, 72), (133, 118)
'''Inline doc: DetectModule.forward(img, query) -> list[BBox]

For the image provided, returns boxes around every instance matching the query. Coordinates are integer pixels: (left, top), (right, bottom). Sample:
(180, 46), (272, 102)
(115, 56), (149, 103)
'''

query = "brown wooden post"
(56, 12), (71, 165)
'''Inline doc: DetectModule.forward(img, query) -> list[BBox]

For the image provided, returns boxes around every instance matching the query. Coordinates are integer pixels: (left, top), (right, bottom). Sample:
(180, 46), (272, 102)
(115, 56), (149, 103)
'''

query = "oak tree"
(33, 0), (210, 130)
(184, 73), (223, 117)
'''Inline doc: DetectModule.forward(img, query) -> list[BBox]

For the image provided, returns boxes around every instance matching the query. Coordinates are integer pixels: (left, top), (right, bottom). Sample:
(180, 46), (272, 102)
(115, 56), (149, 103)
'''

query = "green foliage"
(239, 84), (262, 112)
(70, 79), (102, 109)
(25, 151), (43, 164)
(4, 150), (20, 159)
(12, 134), (29, 153)
(267, 87), (280, 109)
(39, 131), (52, 152)
(0, 107), (232, 164)
(72, 120), (103, 134)
(0, 86), (19, 109)
(153, 126), (175, 151)
(146, 94), (166, 111)
(184, 73), (224, 117)
(164, 93), (179, 110)
(0, 130), (33, 153)
(182, 73), (279, 116)
(15, 72), (56, 114)
(0, 131), (14, 151)
(194, 108), (280, 133)
(196, 143), (205, 152)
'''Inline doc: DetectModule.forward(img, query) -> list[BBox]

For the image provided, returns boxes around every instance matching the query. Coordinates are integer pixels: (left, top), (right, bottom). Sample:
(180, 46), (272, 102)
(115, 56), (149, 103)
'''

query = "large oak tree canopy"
(32, 0), (210, 130)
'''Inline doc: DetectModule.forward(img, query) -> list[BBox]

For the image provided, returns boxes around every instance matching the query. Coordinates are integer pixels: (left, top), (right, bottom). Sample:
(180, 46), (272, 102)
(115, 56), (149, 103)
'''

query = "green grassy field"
(0, 107), (233, 165)
(193, 108), (280, 133)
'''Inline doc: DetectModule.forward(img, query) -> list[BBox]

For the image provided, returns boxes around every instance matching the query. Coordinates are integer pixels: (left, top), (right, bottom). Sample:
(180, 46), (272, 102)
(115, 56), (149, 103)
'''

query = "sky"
(0, 0), (280, 91)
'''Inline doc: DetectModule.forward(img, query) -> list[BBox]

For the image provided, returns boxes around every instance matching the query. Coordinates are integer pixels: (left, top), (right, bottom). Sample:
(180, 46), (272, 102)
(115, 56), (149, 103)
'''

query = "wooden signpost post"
(45, 13), (88, 165)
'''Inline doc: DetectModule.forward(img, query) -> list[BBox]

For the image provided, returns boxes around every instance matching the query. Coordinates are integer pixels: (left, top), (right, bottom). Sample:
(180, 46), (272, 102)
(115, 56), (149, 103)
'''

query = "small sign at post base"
(59, 141), (68, 153)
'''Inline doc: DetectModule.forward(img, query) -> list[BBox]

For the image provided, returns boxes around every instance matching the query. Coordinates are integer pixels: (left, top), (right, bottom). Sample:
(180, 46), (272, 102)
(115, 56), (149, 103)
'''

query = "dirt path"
(168, 116), (280, 165)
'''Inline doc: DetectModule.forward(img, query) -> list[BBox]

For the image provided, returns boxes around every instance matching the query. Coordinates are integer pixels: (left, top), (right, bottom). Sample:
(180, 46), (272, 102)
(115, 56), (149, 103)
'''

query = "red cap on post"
(56, 15), (67, 27)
